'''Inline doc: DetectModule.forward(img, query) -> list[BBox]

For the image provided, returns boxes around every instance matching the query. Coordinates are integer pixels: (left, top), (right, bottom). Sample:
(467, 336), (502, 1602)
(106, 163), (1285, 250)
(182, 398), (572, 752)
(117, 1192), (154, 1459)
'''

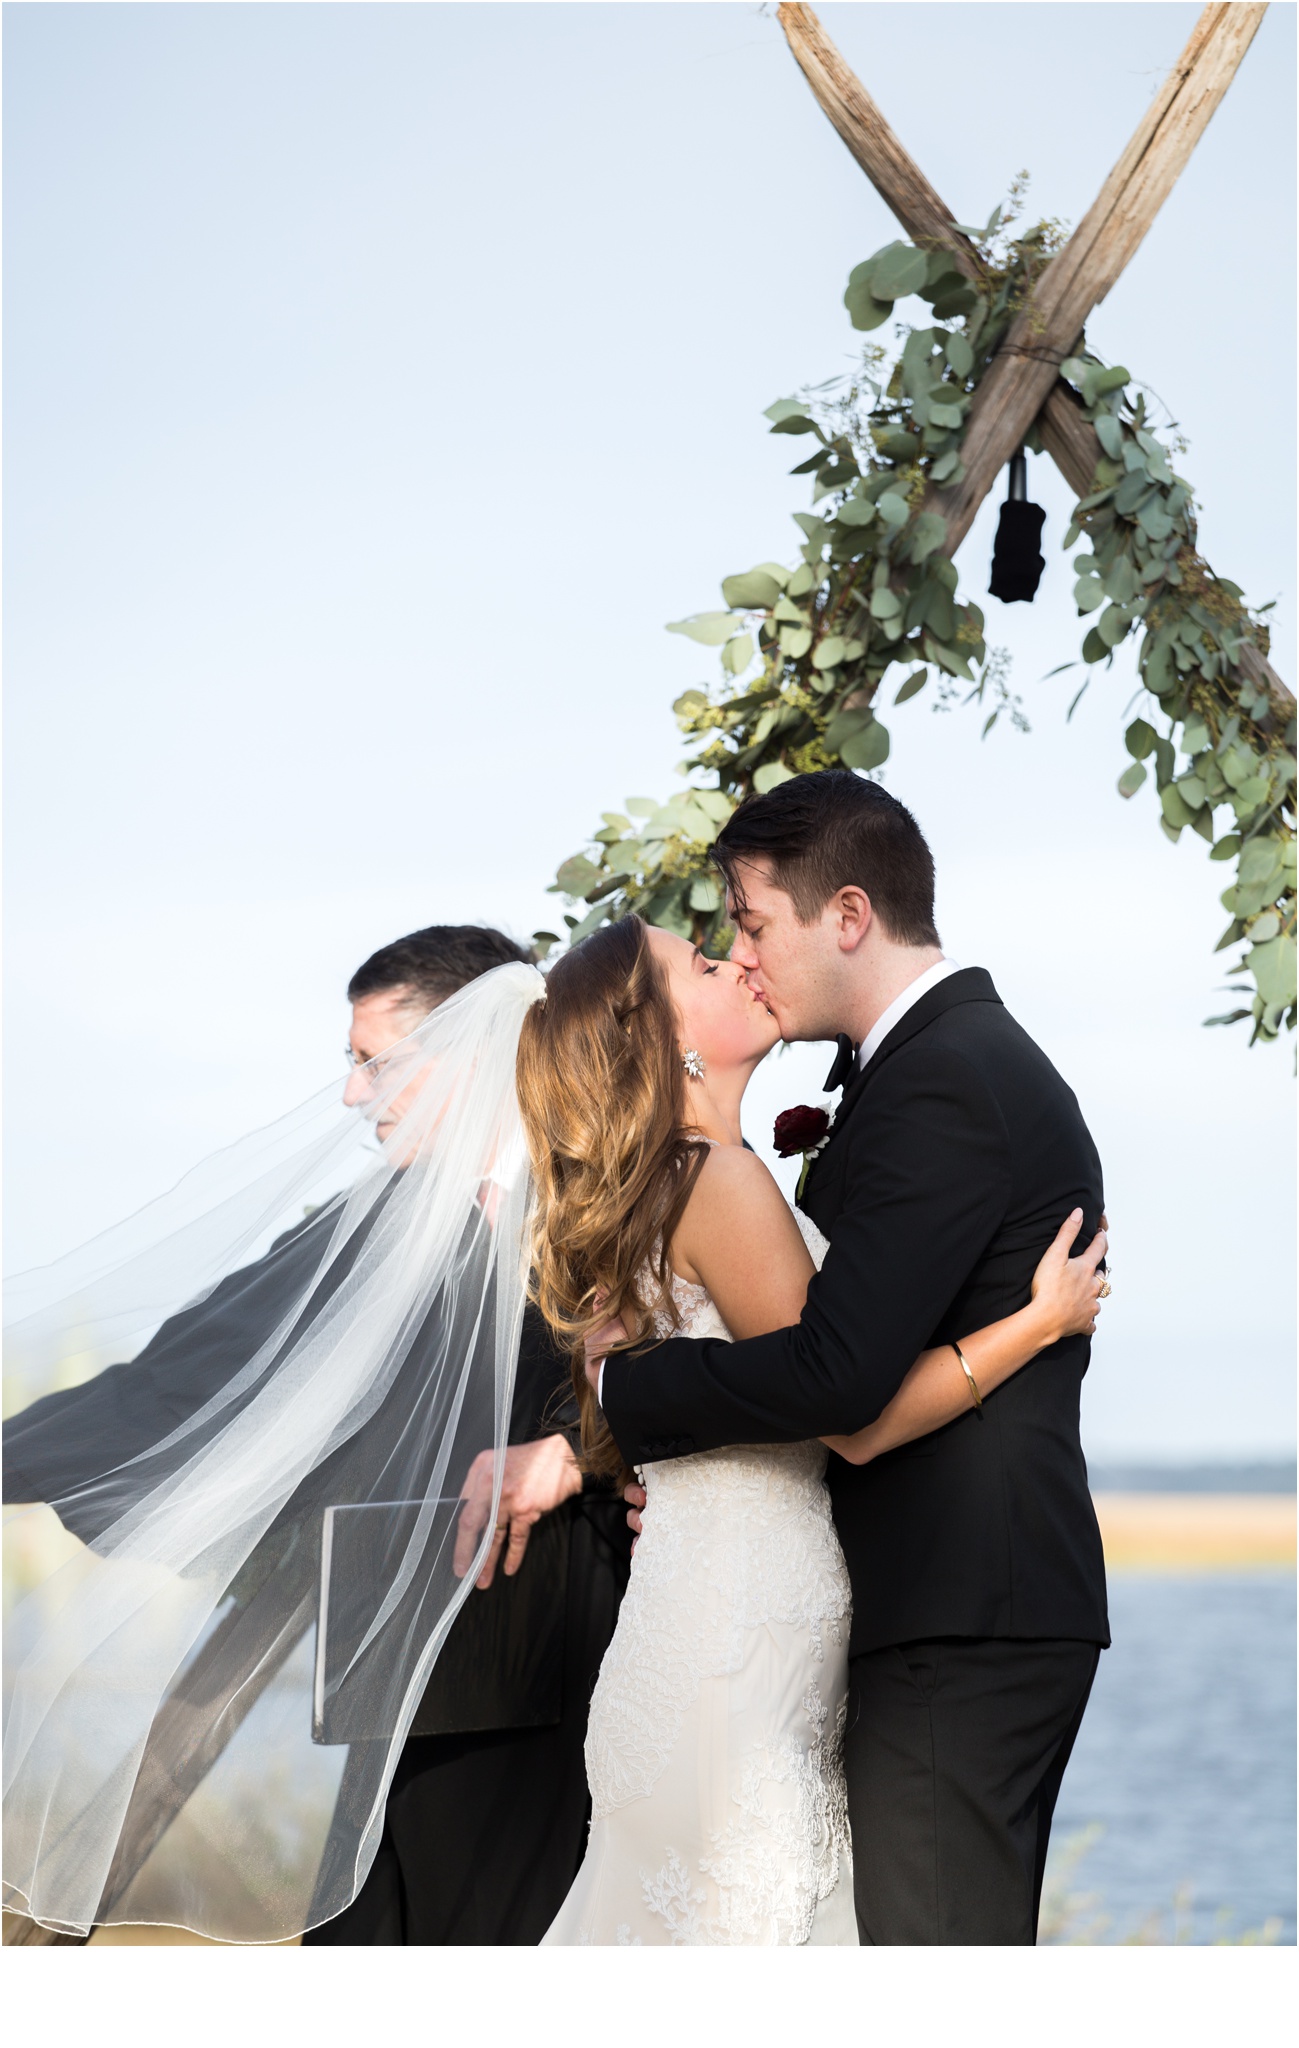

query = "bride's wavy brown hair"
(516, 916), (707, 1482)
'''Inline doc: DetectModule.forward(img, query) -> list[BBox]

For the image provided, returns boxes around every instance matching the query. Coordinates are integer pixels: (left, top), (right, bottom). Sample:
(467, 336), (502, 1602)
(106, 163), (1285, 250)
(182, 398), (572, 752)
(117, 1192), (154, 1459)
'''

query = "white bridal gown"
(542, 1215), (857, 1946)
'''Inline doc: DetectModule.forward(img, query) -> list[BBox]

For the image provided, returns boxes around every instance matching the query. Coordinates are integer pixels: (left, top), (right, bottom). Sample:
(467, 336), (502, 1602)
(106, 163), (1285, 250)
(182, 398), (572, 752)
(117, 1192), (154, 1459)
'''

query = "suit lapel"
(804, 968), (1003, 1185)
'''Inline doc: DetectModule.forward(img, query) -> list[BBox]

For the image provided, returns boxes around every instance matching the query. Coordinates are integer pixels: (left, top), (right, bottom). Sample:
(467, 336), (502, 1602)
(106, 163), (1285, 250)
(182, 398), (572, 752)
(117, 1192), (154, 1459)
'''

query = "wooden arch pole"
(776, 2), (1289, 707)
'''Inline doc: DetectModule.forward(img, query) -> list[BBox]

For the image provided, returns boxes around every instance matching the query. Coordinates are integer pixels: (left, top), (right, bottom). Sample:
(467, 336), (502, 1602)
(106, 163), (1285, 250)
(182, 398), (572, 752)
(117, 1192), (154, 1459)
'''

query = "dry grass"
(1093, 1492), (1295, 1571)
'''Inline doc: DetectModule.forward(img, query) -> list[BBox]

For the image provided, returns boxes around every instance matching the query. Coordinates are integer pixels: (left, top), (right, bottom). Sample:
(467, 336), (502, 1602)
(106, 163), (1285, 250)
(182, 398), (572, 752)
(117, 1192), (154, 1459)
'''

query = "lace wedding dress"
(541, 1214), (857, 1946)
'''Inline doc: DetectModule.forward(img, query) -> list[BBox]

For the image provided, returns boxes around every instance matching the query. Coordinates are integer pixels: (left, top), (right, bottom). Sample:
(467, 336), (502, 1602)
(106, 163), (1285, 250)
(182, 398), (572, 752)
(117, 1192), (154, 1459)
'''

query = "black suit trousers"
(302, 1502), (627, 1945)
(846, 1636), (1100, 1945)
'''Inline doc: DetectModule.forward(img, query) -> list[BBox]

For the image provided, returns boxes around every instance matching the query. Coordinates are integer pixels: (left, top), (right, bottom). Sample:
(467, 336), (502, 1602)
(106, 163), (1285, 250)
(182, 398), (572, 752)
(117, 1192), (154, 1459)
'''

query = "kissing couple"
(3, 768), (1107, 1948)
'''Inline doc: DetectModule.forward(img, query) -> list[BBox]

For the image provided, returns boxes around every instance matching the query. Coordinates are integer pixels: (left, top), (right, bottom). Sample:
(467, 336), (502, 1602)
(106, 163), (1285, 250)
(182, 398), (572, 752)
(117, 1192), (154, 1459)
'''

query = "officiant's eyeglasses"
(342, 1048), (428, 1097)
(344, 1047), (413, 1088)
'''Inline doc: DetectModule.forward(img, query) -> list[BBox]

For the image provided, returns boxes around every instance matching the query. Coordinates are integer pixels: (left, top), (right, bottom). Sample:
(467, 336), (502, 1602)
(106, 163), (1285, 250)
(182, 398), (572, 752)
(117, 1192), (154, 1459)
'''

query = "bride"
(3, 923), (1102, 1945)
(515, 917), (1104, 1947)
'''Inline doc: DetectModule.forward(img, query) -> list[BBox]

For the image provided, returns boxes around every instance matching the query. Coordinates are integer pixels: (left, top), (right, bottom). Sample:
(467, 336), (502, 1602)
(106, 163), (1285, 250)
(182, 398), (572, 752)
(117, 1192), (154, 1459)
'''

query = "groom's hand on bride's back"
(624, 1479), (646, 1542)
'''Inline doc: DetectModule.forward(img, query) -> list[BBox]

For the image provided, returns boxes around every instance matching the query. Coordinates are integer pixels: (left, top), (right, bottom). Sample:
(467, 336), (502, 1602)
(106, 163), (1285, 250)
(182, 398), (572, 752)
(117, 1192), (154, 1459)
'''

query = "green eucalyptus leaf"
(894, 669), (928, 705)
(692, 789), (734, 824)
(1249, 910), (1282, 946)
(923, 633), (974, 682)
(812, 634), (847, 670)
(835, 497), (877, 528)
(824, 703), (870, 751)
(722, 632), (755, 676)
(839, 717), (891, 771)
(870, 243), (929, 300)
(1081, 625), (1111, 665)
(568, 903), (610, 942)
(688, 875), (723, 912)
(555, 854), (603, 896)
(1098, 605), (1132, 648)
(943, 332), (973, 378)
(1250, 932), (1296, 1008)
(1094, 414), (1124, 460)
(721, 570), (783, 610)
(1074, 576), (1106, 614)
(780, 625), (813, 658)
(603, 843), (643, 876)
(1117, 761), (1148, 798)
(876, 493), (910, 528)
(1114, 471), (1155, 517)
(931, 285), (978, 320)
(1160, 784), (1194, 830)
(1209, 833), (1241, 862)
(1136, 501), (1175, 542)
(752, 761), (796, 795)
(869, 587), (901, 620)
(1239, 837), (1284, 885)
(1182, 714), (1211, 755)
(1125, 719), (1157, 760)
(1143, 638), (1175, 695)
(786, 562), (818, 597)
(908, 510), (948, 562)
(928, 400), (964, 431)
(764, 397), (809, 425)
(844, 276), (894, 331)
(668, 612), (739, 646)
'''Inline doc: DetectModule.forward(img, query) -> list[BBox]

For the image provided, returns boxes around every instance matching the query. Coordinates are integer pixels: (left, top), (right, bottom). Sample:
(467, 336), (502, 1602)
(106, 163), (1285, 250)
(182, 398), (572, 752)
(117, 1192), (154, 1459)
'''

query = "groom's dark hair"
(714, 770), (940, 946)
(348, 924), (535, 1011)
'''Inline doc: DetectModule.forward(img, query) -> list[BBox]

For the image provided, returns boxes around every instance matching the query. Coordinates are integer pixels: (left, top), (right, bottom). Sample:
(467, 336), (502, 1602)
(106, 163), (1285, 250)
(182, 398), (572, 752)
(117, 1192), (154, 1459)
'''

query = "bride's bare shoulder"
(672, 1142), (806, 1285)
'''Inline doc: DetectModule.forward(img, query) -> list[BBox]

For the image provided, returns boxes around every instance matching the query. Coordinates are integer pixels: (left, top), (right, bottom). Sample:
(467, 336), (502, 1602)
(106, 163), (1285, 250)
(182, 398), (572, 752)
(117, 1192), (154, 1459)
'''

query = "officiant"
(4, 922), (632, 1947)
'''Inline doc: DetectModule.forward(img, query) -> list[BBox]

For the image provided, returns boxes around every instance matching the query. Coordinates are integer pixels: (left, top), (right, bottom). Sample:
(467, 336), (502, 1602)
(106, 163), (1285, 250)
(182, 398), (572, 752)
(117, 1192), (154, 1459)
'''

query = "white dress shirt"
(856, 956), (962, 1070)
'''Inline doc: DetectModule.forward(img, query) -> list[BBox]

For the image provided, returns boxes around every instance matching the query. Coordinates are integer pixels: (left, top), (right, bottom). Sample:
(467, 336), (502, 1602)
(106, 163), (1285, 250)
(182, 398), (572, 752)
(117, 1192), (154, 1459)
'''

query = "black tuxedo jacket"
(602, 969), (1110, 1656)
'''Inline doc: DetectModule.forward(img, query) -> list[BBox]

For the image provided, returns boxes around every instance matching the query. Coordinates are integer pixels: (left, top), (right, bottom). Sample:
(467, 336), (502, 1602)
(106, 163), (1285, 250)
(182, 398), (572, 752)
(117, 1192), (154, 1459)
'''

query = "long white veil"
(3, 960), (546, 1942)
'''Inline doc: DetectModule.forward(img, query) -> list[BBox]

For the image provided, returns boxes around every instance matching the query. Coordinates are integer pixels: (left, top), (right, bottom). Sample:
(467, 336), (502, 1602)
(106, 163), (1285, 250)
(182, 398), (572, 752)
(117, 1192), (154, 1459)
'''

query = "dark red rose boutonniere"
(774, 1103), (833, 1198)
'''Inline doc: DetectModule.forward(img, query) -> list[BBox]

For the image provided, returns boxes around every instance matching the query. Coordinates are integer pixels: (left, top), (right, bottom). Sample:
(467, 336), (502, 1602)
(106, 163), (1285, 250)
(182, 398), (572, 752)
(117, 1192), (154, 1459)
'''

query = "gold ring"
(494, 1521), (509, 1533)
(1098, 1278), (1112, 1298)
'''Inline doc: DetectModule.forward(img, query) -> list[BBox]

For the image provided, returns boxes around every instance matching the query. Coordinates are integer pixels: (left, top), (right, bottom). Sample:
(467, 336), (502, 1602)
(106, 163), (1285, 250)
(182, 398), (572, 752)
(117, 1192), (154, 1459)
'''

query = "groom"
(596, 770), (1109, 1946)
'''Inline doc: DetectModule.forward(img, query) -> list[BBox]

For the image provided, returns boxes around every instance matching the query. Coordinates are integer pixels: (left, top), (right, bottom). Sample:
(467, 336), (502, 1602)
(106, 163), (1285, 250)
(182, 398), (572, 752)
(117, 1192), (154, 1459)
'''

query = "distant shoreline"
(1087, 1460), (1296, 1496)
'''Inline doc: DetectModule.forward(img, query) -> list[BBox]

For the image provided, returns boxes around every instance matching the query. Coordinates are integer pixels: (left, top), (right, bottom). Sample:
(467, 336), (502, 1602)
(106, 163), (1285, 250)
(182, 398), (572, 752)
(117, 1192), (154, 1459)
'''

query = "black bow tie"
(823, 1033), (857, 1093)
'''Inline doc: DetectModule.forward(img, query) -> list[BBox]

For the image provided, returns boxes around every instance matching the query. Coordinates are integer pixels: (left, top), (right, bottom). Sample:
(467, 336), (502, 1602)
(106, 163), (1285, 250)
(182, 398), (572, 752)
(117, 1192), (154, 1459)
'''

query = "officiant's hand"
(455, 1435), (582, 1590)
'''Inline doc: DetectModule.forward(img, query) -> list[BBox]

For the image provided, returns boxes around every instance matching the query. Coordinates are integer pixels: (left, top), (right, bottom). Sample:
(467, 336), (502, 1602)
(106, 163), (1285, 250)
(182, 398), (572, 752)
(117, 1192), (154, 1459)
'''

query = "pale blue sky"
(4, 2), (1294, 1454)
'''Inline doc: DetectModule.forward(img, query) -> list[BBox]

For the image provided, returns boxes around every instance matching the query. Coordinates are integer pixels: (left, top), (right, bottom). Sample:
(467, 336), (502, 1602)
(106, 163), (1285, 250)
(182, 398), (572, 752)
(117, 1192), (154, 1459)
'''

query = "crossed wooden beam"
(777, 2), (1290, 709)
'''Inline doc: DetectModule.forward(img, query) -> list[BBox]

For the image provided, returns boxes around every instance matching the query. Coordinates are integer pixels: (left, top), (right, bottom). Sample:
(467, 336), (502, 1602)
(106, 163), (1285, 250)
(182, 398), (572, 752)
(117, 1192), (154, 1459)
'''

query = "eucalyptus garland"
(544, 200), (1295, 1046)
(1057, 356), (1294, 1043)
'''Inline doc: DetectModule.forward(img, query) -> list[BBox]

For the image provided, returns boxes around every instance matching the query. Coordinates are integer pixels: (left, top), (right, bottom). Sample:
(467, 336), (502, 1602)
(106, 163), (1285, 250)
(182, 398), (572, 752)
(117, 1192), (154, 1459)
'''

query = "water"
(1044, 1573), (1296, 1943)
